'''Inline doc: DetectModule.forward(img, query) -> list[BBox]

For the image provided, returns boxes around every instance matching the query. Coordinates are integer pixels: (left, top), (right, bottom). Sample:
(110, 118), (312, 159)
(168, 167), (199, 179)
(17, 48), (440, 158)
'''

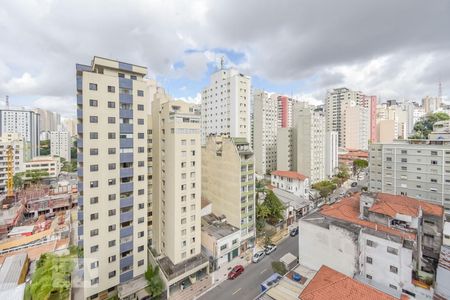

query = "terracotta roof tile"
(369, 193), (443, 218)
(271, 170), (308, 181)
(299, 265), (396, 300)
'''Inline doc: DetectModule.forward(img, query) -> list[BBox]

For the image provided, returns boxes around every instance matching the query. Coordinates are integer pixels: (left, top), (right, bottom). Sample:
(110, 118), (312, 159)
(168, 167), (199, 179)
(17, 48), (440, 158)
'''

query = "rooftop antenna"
(5, 95), (9, 109)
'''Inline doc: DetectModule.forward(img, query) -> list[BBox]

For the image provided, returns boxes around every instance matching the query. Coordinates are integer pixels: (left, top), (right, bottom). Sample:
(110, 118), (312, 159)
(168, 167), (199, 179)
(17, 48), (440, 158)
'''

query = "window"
(138, 147), (144, 153)
(90, 197), (98, 204)
(109, 271), (116, 278)
(90, 165), (98, 172)
(138, 245), (144, 252)
(108, 209), (116, 216)
(90, 261), (99, 269)
(138, 118), (144, 125)
(108, 255), (116, 263)
(90, 148), (98, 155)
(137, 90), (144, 97)
(389, 284), (397, 290)
(91, 245), (99, 253)
(89, 116), (98, 123)
(90, 213), (98, 220)
(431, 160), (438, 165)
(90, 229), (99, 237)
(89, 99), (98, 107)
(138, 189), (145, 195)
(108, 224), (116, 232)
(367, 274), (372, 280)
(108, 240), (116, 247)
(137, 104), (144, 111)
(366, 240), (374, 247)
(108, 117), (116, 124)
(138, 217), (144, 224)
(89, 83), (97, 90)
(90, 132), (98, 139)
(138, 175), (144, 181)
(108, 179), (116, 186)
(90, 181), (98, 188)
(118, 73), (125, 78)
(107, 86), (115, 93)
(108, 101), (115, 108)
(366, 257), (373, 264)
(108, 148), (116, 154)
(138, 259), (144, 267)
(138, 231), (144, 238)
(138, 203), (145, 209)
(181, 218), (186, 224)
(91, 277), (99, 285)
(138, 161), (144, 167)
(108, 132), (116, 139)
(220, 244), (227, 251)
(431, 151), (438, 155)
(108, 194), (116, 201)
(138, 133), (144, 139)
(390, 265), (398, 274)
(130, 75), (137, 80)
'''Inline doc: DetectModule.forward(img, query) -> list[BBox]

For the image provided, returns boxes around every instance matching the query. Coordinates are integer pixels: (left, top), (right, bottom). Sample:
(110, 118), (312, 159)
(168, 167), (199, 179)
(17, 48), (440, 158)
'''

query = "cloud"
(33, 96), (76, 118)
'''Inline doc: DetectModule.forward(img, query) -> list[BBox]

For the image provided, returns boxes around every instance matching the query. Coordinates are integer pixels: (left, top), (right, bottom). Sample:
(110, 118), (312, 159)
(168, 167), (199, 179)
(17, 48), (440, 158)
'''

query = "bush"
(271, 261), (287, 275)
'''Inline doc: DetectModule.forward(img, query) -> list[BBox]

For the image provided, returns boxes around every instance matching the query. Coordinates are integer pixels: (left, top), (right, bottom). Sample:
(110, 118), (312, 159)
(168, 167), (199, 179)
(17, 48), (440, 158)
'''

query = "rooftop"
(272, 188), (310, 210)
(299, 265), (396, 300)
(0, 253), (28, 290)
(158, 252), (209, 281)
(318, 193), (417, 240)
(369, 193), (443, 218)
(201, 213), (239, 240)
(272, 171), (308, 181)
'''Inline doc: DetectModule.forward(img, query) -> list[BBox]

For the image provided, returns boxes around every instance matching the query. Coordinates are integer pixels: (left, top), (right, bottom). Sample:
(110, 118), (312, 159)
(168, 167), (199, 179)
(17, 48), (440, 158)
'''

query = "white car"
(252, 251), (266, 263)
(264, 244), (277, 255)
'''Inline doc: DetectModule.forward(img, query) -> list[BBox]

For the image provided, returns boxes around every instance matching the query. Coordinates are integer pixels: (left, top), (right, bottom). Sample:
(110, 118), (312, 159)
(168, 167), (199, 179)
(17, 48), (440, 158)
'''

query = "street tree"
(145, 265), (164, 298)
(353, 159), (368, 176)
(312, 180), (337, 199)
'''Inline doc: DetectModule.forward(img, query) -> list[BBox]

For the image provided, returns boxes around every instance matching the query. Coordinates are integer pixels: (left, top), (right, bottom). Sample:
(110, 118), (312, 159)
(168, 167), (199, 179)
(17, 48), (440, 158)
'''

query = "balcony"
(77, 124), (83, 134)
(77, 182), (83, 192)
(120, 182), (133, 193)
(76, 76), (82, 91)
(120, 138), (133, 148)
(77, 153), (83, 162)
(120, 211), (133, 223)
(119, 93), (133, 104)
(77, 167), (83, 177)
(120, 240), (133, 253)
(78, 226), (83, 236)
(119, 77), (133, 89)
(120, 270), (133, 284)
(120, 196), (133, 208)
(120, 124), (133, 133)
(119, 62), (133, 71)
(120, 226), (133, 238)
(119, 109), (133, 119)
(120, 168), (133, 178)
(120, 255), (134, 269)
(77, 109), (82, 119)
(120, 153), (133, 163)
(77, 139), (83, 148)
(77, 94), (82, 105)
(78, 197), (83, 206)
(78, 240), (83, 248)
(77, 211), (83, 221)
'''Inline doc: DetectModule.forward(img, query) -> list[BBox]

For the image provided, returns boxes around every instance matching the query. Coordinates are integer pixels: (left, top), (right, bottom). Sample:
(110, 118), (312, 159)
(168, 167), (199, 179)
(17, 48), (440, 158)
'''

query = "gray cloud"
(0, 0), (449, 117)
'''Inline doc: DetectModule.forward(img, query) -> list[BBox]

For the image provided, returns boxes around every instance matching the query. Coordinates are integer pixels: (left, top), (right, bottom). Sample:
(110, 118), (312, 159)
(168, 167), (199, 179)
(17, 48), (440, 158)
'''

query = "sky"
(0, 0), (449, 118)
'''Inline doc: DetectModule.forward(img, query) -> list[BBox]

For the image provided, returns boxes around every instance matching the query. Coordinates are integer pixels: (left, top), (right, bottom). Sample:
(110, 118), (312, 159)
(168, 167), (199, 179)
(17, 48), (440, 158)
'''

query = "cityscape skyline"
(1, 0), (450, 118)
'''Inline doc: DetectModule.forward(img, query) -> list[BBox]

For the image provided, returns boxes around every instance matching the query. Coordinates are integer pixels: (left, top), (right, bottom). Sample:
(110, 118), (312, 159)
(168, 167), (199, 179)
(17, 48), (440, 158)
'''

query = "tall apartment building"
(76, 57), (149, 299)
(201, 68), (251, 144)
(253, 90), (278, 175)
(0, 108), (40, 159)
(202, 136), (256, 251)
(149, 91), (208, 297)
(296, 106), (326, 183)
(50, 130), (71, 161)
(325, 131), (339, 178)
(34, 108), (61, 132)
(276, 128), (295, 172)
(277, 95), (297, 128)
(376, 102), (424, 140)
(64, 118), (78, 137)
(369, 137), (450, 220)
(0, 133), (24, 193)
(325, 87), (369, 150)
(422, 96), (442, 113)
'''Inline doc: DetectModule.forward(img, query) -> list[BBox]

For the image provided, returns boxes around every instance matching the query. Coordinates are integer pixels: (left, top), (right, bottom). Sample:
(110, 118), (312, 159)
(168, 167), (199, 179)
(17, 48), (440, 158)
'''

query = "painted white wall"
(271, 174), (309, 197)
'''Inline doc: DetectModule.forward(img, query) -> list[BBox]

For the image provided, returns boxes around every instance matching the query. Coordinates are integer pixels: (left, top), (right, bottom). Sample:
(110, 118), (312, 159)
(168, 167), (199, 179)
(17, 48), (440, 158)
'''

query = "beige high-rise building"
(202, 136), (256, 251)
(201, 68), (251, 144)
(0, 133), (24, 193)
(253, 90), (278, 175)
(149, 90), (209, 297)
(50, 130), (71, 161)
(376, 119), (396, 143)
(76, 57), (149, 299)
(35, 108), (61, 132)
(64, 118), (77, 137)
(276, 128), (295, 171)
(422, 96), (442, 113)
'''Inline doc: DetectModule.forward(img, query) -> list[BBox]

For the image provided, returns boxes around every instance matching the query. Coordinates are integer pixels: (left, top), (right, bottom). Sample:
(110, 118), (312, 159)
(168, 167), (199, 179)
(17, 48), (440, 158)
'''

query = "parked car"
(252, 251), (266, 263)
(351, 182), (358, 187)
(290, 227), (299, 237)
(264, 244), (277, 255)
(228, 265), (244, 279)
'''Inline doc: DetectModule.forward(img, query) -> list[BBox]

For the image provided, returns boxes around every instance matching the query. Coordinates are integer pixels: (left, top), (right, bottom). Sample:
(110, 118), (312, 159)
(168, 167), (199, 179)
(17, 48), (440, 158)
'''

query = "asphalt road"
(199, 235), (299, 300)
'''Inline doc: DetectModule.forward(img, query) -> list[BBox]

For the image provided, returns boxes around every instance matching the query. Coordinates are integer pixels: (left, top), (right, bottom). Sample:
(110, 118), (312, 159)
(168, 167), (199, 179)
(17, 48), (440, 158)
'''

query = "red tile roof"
(320, 193), (417, 240)
(271, 170), (308, 181)
(369, 193), (443, 218)
(299, 265), (396, 300)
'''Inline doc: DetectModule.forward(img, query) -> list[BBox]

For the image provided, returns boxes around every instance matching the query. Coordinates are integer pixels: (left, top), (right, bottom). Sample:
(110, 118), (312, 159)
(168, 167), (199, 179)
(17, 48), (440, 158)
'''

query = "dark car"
(290, 227), (299, 237)
(351, 182), (358, 187)
(228, 265), (244, 279)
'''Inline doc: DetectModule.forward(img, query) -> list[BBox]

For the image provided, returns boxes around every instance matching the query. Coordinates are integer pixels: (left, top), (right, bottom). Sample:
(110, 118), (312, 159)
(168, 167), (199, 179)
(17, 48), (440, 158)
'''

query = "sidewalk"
(171, 275), (213, 300)
(255, 227), (289, 250)
(211, 251), (253, 284)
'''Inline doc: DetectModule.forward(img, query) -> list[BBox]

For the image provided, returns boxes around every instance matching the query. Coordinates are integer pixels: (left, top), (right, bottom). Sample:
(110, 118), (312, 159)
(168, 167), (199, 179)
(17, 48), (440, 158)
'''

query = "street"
(199, 234), (298, 300)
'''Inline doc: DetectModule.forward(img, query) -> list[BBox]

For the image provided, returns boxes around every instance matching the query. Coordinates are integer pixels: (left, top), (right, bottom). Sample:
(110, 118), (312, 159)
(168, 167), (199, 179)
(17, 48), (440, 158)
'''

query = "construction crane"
(6, 145), (14, 197)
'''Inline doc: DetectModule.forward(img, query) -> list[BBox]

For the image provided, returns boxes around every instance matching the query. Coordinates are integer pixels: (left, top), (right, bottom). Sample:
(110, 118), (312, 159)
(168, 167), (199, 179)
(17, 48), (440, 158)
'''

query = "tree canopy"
(410, 112), (450, 139)
(312, 180), (337, 199)
(145, 265), (164, 298)
(353, 159), (368, 176)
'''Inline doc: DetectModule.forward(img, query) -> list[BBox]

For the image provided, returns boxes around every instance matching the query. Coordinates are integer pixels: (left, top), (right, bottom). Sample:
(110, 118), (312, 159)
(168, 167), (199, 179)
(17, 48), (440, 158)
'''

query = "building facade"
(368, 140), (450, 219)
(253, 90), (278, 175)
(0, 109), (40, 159)
(201, 69), (251, 144)
(76, 57), (149, 299)
(270, 170), (309, 198)
(34, 108), (61, 132)
(202, 136), (256, 251)
(0, 133), (24, 193)
(325, 131), (339, 178)
(276, 128), (295, 172)
(50, 131), (71, 161)
(24, 156), (60, 178)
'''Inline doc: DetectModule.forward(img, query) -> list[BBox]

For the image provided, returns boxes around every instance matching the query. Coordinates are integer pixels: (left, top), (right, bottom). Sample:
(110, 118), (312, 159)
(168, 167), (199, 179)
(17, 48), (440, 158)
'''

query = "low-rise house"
(272, 188), (310, 226)
(299, 192), (443, 299)
(201, 213), (240, 270)
(271, 171), (309, 198)
(435, 222), (450, 299)
(24, 156), (61, 178)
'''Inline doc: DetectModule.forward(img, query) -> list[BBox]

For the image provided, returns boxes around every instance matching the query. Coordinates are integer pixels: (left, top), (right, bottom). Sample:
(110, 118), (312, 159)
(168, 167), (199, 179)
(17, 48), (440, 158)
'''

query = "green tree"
(13, 173), (24, 190)
(336, 163), (350, 180)
(263, 190), (285, 223)
(271, 261), (287, 275)
(312, 180), (337, 199)
(353, 159), (368, 176)
(410, 112), (450, 139)
(24, 169), (49, 184)
(40, 139), (50, 156)
(263, 234), (272, 246)
(145, 265), (164, 298)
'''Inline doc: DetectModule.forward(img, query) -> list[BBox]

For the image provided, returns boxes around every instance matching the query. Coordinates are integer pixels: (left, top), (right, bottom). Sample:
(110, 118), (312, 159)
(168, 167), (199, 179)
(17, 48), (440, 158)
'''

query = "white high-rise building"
(296, 106), (326, 183)
(63, 118), (78, 137)
(50, 130), (71, 161)
(0, 133), (24, 193)
(325, 131), (339, 178)
(253, 90), (278, 175)
(0, 108), (40, 159)
(76, 57), (149, 299)
(201, 68), (251, 144)
(35, 108), (61, 132)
